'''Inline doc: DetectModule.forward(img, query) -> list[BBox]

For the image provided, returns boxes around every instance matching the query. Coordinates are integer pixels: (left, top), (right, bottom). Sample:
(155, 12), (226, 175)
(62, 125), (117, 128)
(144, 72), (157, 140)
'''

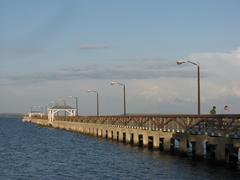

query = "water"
(0, 117), (239, 180)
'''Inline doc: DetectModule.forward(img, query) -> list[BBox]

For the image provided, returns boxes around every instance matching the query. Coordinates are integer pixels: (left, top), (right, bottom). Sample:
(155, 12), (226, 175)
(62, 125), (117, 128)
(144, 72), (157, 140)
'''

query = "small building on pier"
(28, 111), (43, 118)
(48, 105), (76, 123)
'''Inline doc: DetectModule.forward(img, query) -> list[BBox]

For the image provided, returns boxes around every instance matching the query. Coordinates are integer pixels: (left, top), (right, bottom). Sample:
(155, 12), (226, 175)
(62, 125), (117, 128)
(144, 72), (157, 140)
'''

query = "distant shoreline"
(0, 113), (24, 118)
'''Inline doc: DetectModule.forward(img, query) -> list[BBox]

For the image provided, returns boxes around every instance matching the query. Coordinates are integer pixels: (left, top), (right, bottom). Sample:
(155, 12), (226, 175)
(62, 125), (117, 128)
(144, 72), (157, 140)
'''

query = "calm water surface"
(0, 117), (239, 180)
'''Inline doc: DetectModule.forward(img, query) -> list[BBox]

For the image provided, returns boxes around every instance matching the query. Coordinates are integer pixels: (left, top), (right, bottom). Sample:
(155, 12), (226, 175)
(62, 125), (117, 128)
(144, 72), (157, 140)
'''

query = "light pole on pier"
(87, 90), (99, 116)
(110, 81), (126, 116)
(68, 96), (78, 116)
(176, 60), (201, 115)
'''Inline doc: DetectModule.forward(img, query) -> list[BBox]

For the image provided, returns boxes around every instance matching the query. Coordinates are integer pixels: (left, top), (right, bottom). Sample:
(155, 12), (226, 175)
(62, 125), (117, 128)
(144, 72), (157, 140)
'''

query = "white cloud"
(231, 47), (240, 59)
(1, 47), (240, 114)
(130, 79), (195, 104)
(126, 47), (240, 113)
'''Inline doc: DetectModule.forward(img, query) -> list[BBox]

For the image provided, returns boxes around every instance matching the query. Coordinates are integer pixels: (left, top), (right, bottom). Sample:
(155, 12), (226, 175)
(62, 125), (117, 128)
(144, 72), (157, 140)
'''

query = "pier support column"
(143, 132), (148, 147)
(215, 143), (226, 161)
(108, 130), (112, 139)
(153, 134), (160, 149)
(119, 129), (123, 142)
(164, 137), (171, 152)
(195, 141), (205, 158)
(101, 128), (105, 138)
(134, 132), (138, 145)
(126, 131), (131, 143)
(179, 138), (188, 154)
(113, 130), (117, 141)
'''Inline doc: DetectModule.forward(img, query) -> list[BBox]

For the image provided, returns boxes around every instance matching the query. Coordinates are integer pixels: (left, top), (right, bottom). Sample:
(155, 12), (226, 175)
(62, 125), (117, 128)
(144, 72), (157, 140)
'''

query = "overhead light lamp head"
(88, 90), (97, 93)
(176, 60), (185, 65)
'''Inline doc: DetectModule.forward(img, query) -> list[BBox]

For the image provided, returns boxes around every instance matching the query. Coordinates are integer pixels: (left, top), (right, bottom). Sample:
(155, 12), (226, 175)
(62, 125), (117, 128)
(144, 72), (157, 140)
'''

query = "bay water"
(0, 117), (239, 180)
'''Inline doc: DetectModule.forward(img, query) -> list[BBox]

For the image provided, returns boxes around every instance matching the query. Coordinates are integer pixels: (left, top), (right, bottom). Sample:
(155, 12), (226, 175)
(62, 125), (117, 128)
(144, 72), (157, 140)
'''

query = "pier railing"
(52, 114), (240, 138)
(26, 115), (48, 119)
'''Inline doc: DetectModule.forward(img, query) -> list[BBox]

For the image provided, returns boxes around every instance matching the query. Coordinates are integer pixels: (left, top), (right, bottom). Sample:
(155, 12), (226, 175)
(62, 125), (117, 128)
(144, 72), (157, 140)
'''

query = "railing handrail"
(58, 114), (240, 118)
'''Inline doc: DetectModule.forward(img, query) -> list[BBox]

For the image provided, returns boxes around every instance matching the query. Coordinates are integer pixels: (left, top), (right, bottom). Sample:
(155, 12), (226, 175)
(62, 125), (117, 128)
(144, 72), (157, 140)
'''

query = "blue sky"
(0, 0), (240, 114)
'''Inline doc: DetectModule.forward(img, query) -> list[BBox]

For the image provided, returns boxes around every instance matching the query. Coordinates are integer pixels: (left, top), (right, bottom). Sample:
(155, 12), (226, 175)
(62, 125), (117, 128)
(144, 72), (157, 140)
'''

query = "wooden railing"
(25, 115), (48, 120)
(53, 114), (240, 138)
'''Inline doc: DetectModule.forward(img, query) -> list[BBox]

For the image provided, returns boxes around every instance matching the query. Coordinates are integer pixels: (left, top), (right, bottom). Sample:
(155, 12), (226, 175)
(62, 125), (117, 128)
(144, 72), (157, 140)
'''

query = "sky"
(0, 0), (240, 114)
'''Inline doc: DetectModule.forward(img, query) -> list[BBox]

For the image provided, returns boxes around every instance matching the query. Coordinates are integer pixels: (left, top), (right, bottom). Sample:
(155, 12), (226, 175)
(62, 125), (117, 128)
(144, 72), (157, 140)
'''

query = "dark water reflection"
(0, 118), (239, 180)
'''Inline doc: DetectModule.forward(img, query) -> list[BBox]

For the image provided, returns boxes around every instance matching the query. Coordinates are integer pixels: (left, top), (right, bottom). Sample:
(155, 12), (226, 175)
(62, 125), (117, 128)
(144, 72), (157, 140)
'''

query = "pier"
(23, 113), (240, 164)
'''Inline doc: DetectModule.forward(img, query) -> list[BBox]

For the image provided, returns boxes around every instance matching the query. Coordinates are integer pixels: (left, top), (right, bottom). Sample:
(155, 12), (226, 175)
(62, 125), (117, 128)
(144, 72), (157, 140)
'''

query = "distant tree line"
(0, 113), (24, 118)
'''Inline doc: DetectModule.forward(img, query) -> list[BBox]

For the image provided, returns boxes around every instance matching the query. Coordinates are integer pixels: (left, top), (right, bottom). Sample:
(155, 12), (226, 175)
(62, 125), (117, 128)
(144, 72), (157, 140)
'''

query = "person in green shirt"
(210, 106), (216, 115)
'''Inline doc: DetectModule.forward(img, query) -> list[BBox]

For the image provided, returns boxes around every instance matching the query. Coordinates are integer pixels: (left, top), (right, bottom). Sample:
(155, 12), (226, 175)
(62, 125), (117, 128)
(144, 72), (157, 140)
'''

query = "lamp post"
(68, 96), (78, 116)
(87, 90), (99, 116)
(110, 81), (126, 116)
(176, 60), (200, 115)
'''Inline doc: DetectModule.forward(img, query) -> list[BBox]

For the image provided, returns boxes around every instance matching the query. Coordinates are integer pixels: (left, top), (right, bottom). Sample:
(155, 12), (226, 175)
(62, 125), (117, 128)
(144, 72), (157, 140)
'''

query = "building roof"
(49, 105), (75, 110)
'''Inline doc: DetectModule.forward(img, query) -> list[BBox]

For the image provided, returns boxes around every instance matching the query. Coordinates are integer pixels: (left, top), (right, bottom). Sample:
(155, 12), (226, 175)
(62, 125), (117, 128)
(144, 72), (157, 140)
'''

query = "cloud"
(0, 59), (205, 86)
(232, 47), (240, 59)
(79, 44), (110, 50)
(1, 47), (240, 113)
(189, 47), (240, 68)
(132, 80), (196, 104)
(1, 46), (239, 89)
(0, 46), (44, 57)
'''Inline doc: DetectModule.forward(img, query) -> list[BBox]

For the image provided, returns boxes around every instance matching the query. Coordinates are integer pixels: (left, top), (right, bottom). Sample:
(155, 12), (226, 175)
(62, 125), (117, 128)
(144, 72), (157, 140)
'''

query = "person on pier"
(223, 105), (230, 114)
(210, 106), (216, 115)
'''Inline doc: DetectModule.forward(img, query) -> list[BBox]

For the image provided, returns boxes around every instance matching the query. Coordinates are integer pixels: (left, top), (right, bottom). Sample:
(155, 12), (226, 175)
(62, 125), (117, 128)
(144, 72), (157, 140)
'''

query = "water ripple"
(0, 118), (239, 180)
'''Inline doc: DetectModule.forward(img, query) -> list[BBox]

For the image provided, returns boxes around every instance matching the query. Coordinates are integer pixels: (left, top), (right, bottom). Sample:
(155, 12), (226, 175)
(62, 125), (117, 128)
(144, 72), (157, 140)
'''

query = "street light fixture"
(87, 90), (99, 116)
(110, 81), (126, 116)
(176, 60), (201, 115)
(176, 60), (198, 66)
(68, 96), (78, 116)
